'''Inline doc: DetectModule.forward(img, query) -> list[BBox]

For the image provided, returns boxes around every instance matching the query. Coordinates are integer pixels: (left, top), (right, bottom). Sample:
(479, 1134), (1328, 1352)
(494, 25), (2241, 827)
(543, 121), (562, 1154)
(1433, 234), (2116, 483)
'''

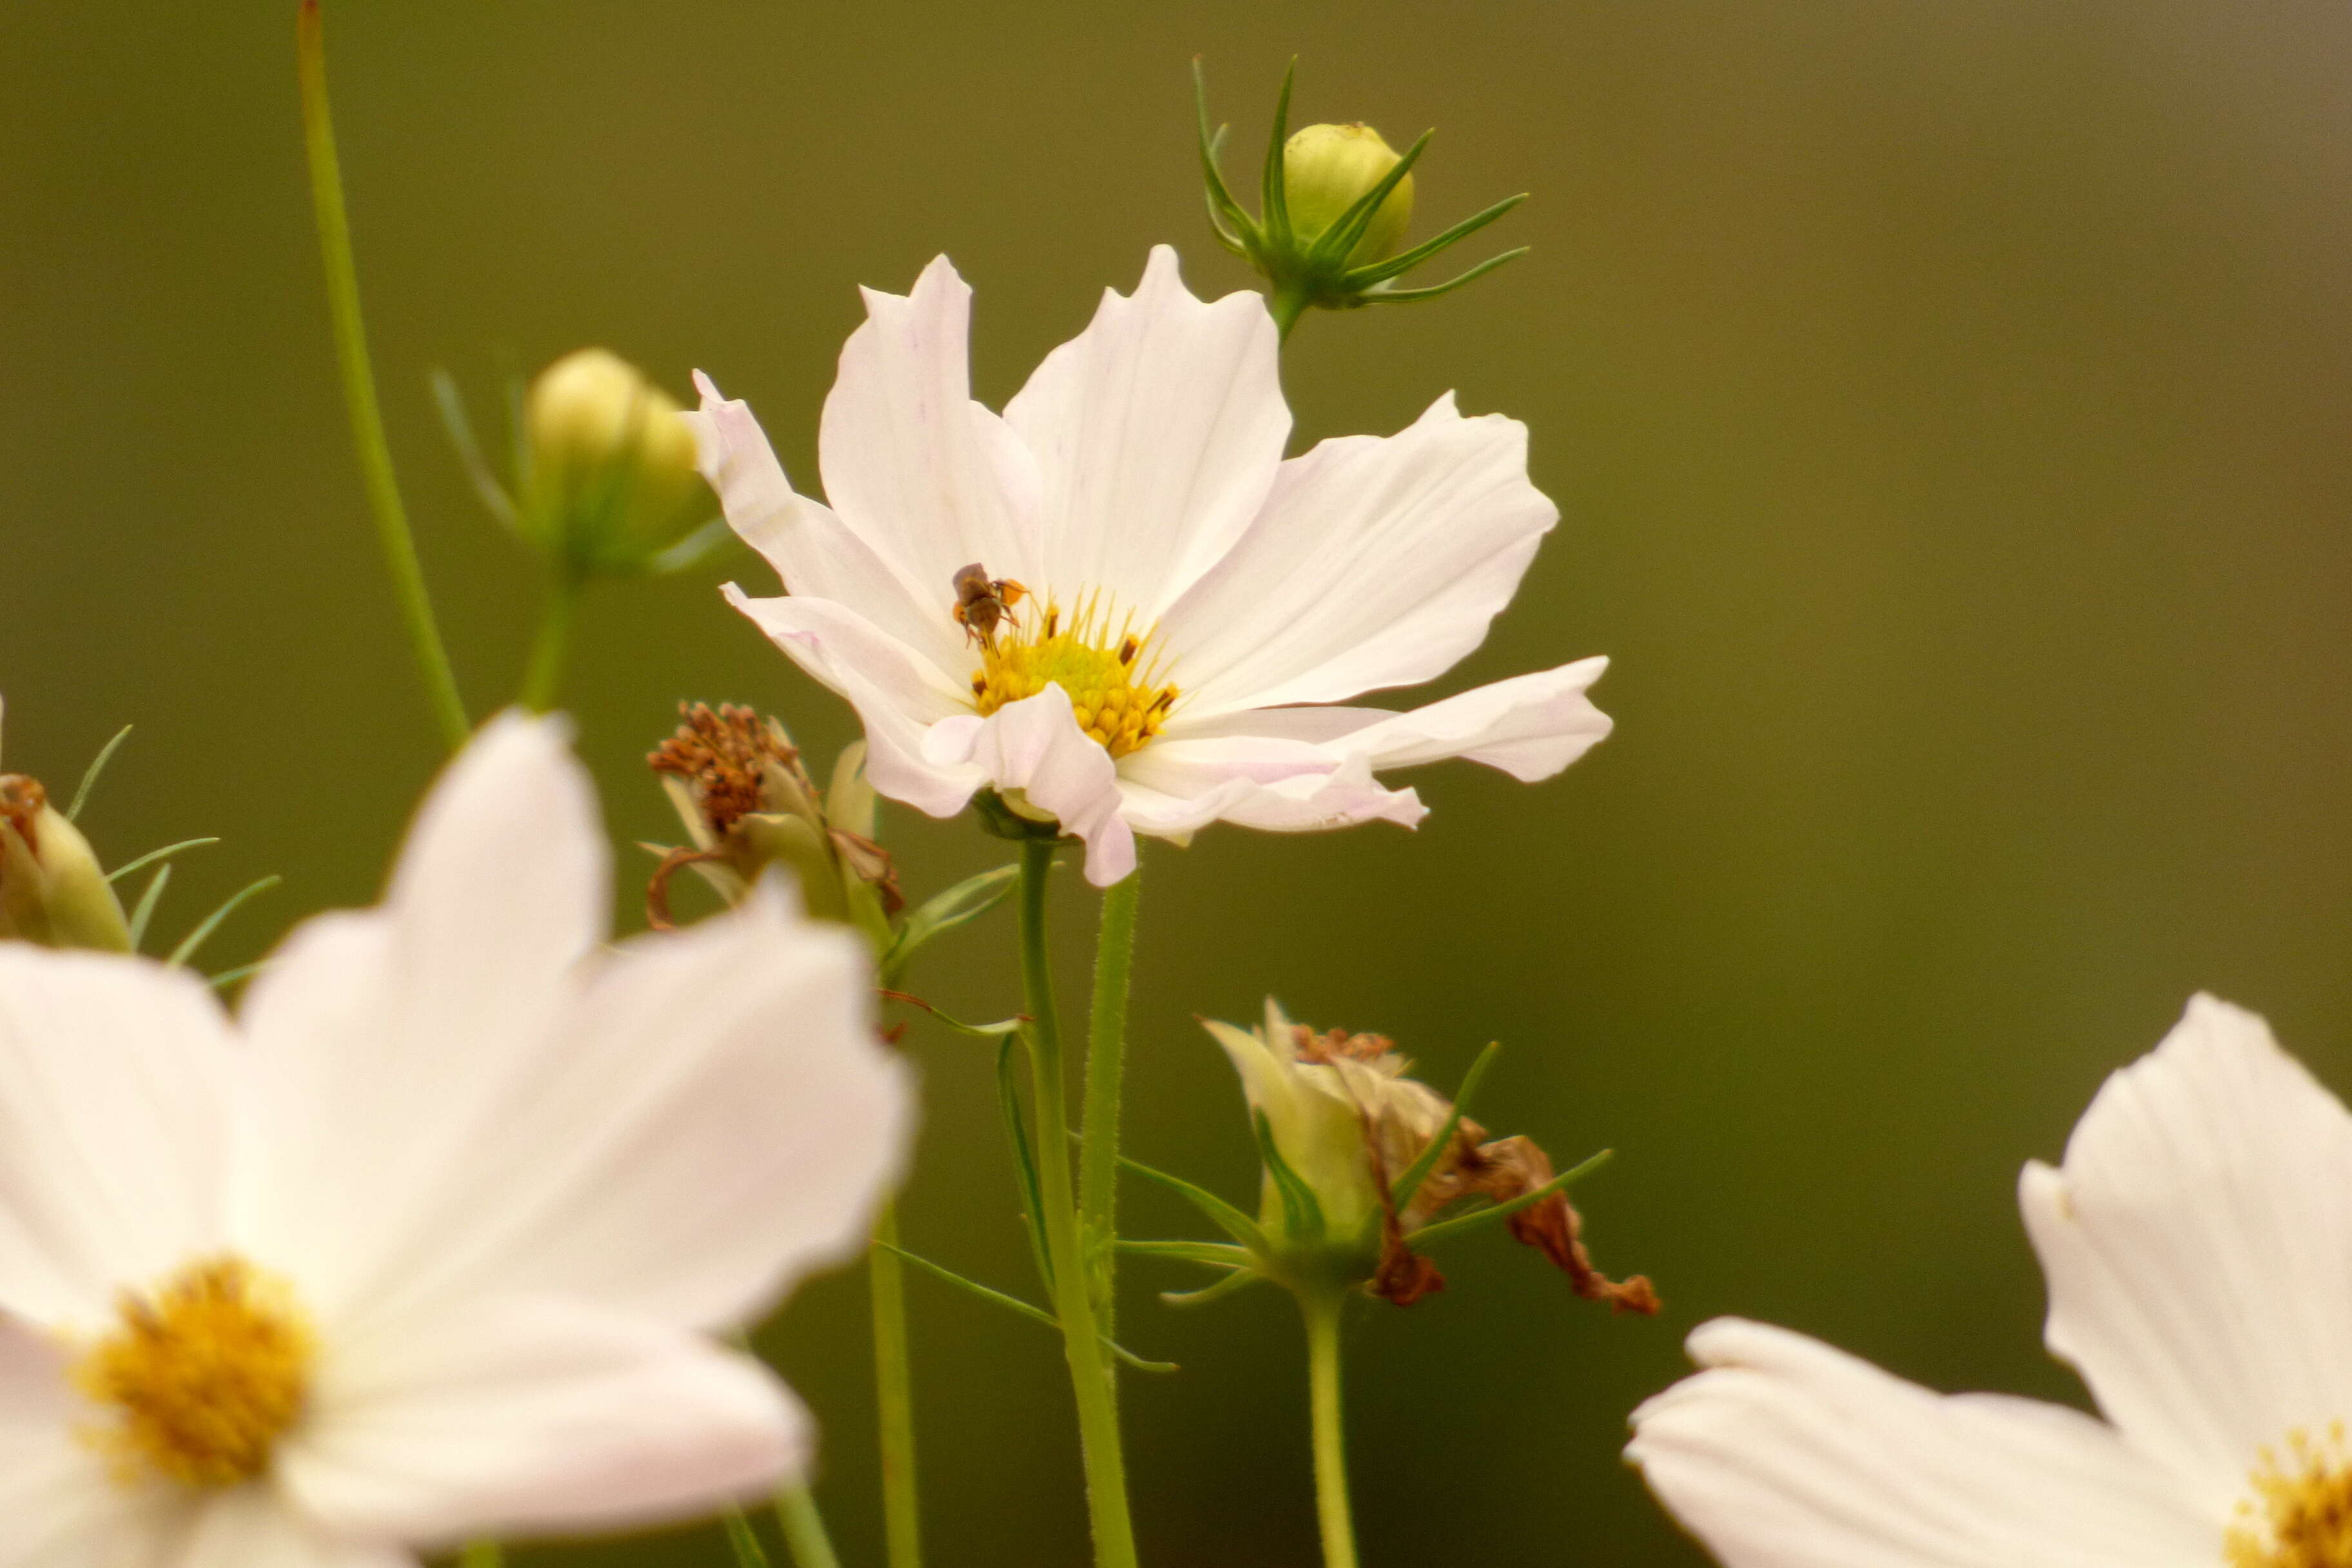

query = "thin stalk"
(870, 1202), (923, 1568)
(1302, 1293), (1360, 1568)
(1079, 868), (1141, 1330)
(1017, 839), (1140, 1568)
(518, 569), (581, 712)
(295, 1), (469, 751)
(773, 1482), (843, 1568)
(1269, 283), (1311, 342)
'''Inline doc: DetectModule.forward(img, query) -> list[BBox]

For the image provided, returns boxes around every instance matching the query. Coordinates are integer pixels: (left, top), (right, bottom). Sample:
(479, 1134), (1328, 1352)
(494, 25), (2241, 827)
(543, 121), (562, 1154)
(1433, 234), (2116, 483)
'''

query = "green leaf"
(883, 863), (1019, 973)
(166, 875), (282, 970)
(1410, 1149), (1614, 1250)
(997, 1035), (1055, 1291)
(430, 369), (518, 530)
(1259, 59), (1297, 244)
(127, 864), (172, 952)
(1341, 192), (1527, 287)
(1359, 246), (1531, 306)
(878, 990), (1025, 1039)
(1390, 1040), (1501, 1213)
(1306, 127), (1433, 270)
(721, 1509), (772, 1568)
(208, 961), (268, 992)
(1115, 1239), (1253, 1269)
(646, 516), (740, 576)
(1117, 1153), (1269, 1256)
(67, 726), (134, 823)
(1161, 1268), (1268, 1309)
(106, 838), (219, 885)
(1253, 1110), (1324, 1242)
(878, 1244), (1175, 1372)
(1192, 60), (1259, 251)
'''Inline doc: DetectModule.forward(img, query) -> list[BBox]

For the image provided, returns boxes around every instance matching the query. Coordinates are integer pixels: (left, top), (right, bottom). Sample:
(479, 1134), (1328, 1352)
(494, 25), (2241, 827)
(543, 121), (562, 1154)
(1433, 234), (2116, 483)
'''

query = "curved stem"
(518, 569), (580, 712)
(295, 1), (469, 752)
(1079, 868), (1141, 1329)
(1017, 839), (1140, 1568)
(1269, 282), (1311, 342)
(1303, 1292), (1360, 1568)
(869, 1201), (923, 1568)
(774, 1482), (843, 1568)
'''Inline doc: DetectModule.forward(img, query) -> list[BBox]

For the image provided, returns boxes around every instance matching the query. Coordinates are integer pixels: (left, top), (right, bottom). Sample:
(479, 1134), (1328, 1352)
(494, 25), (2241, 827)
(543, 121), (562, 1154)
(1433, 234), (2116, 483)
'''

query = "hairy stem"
(1079, 868), (1141, 1330)
(295, 0), (469, 751)
(1304, 1292), (1360, 1568)
(773, 1482), (843, 1568)
(1017, 839), (1140, 1568)
(870, 1201), (923, 1568)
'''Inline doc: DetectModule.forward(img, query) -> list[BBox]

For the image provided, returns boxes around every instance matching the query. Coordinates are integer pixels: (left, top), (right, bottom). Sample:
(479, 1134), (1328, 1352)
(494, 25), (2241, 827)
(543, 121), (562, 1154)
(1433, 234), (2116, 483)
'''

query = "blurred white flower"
(692, 246), (1611, 886)
(0, 713), (910, 1566)
(1629, 994), (2352, 1568)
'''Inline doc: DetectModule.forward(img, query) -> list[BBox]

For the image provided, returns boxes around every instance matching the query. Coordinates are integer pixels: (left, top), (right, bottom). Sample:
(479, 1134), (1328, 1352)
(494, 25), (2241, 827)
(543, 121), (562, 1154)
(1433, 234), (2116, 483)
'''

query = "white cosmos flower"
(0, 713), (910, 1567)
(1628, 994), (2352, 1568)
(691, 245), (1612, 886)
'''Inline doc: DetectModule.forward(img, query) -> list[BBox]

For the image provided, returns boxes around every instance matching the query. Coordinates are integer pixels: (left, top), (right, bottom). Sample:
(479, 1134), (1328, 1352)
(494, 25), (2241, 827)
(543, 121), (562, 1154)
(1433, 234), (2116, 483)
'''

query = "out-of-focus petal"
(1003, 245), (1288, 612)
(1161, 393), (1558, 716)
(176, 1488), (413, 1568)
(0, 947), (235, 1326)
(0, 1319), (186, 1567)
(722, 587), (985, 820)
(238, 716), (607, 1324)
(1628, 1318), (2217, 1568)
(936, 687), (1132, 885)
(690, 375), (968, 675)
(818, 255), (1040, 594)
(282, 1296), (802, 1548)
(351, 883), (905, 1333)
(2019, 994), (2352, 1514)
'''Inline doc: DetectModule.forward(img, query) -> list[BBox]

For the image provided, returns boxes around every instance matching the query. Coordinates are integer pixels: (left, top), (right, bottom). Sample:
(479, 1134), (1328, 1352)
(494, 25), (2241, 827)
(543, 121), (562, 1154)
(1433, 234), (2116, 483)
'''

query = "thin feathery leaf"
(1162, 1268), (1268, 1309)
(1115, 1239), (1253, 1269)
(1391, 1041), (1502, 1212)
(1259, 59), (1297, 243)
(1118, 1153), (1270, 1256)
(167, 875), (281, 969)
(127, 864), (172, 952)
(1411, 1149), (1614, 1248)
(1254, 1110), (1325, 1242)
(997, 1035), (1056, 1291)
(67, 726), (134, 823)
(106, 838), (219, 885)
(879, 1244), (1175, 1372)
(1360, 246), (1531, 305)
(1343, 192), (1527, 286)
(429, 369), (518, 529)
(721, 1510), (772, 1568)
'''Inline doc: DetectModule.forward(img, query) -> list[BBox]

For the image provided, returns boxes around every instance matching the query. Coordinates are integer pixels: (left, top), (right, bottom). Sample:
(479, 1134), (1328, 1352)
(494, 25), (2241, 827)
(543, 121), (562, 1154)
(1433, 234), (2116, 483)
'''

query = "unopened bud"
(0, 776), (131, 952)
(524, 349), (704, 571)
(1283, 122), (1414, 266)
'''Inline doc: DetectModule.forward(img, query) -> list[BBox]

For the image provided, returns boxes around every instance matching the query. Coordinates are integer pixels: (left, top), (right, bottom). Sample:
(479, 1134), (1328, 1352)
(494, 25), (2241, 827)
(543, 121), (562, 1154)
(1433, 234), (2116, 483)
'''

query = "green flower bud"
(522, 349), (705, 573)
(1283, 122), (1415, 268)
(0, 776), (132, 952)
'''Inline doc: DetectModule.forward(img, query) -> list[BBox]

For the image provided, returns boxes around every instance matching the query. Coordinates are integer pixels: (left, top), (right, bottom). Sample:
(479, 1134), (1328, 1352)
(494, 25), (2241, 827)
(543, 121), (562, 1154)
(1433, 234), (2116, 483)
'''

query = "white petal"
(818, 254), (1041, 597)
(0, 946), (235, 1326)
(1161, 393), (1558, 716)
(1115, 743), (1424, 840)
(941, 686), (1133, 885)
(0, 1318), (185, 1567)
(1327, 657), (1614, 781)
(346, 883), (908, 1332)
(2018, 994), (2352, 1511)
(177, 1487), (412, 1568)
(722, 587), (985, 821)
(1627, 1318), (2217, 1568)
(282, 1295), (802, 1546)
(236, 715), (608, 1324)
(690, 374), (968, 676)
(1002, 246), (1288, 612)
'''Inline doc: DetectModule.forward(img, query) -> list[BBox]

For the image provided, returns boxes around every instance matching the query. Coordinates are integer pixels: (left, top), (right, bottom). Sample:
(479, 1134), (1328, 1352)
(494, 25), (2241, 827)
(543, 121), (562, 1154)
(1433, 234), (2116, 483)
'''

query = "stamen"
(966, 593), (1180, 758)
(2229, 1424), (2352, 1568)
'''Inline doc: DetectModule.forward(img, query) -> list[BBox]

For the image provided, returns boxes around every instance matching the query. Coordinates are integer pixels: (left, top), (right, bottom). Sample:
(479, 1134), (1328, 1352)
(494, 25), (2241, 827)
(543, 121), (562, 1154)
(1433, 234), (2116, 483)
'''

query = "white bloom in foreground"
(1628, 994), (2352, 1568)
(692, 245), (1612, 886)
(0, 713), (910, 1566)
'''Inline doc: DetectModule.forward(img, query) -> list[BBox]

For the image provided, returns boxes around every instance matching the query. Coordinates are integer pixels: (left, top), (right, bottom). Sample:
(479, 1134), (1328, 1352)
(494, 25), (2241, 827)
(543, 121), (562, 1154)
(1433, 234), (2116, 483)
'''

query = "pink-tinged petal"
(1628, 1318), (2217, 1568)
(176, 1492), (414, 1568)
(1161, 392), (1558, 716)
(1117, 743), (1424, 839)
(947, 687), (1132, 885)
(1328, 657), (1613, 781)
(0, 1319), (186, 1566)
(1003, 246), (1288, 612)
(0, 947), (236, 1326)
(818, 255), (1041, 596)
(238, 716), (607, 1324)
(722, 587), (985, 821)
(346, 883), (905, 1334)
(282, 1296), (801, 1547)
(689, 375), (967, 675)
(2019, 995), (2352, 1514)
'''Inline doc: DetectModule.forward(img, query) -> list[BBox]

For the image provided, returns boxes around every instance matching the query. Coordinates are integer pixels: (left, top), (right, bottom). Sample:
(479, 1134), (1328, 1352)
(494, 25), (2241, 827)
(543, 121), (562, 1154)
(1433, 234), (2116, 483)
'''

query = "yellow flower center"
(2228, 1424), (2352, 1568)
(968, 594), (1180, 759)
(71, 1256), (314, 1489)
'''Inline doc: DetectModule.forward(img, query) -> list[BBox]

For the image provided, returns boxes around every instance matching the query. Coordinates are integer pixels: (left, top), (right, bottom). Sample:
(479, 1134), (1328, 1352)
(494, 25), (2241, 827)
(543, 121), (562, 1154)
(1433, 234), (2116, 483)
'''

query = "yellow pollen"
(2228, 1424), (2352, 1568)
(71, 1256), (314, 1489)
(966, 592), (1179, 759)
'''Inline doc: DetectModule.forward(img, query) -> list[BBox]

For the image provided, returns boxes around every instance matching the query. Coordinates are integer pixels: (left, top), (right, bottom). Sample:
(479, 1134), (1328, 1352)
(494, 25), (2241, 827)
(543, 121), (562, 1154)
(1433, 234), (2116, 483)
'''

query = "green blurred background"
(6, 2), (2351, 1562)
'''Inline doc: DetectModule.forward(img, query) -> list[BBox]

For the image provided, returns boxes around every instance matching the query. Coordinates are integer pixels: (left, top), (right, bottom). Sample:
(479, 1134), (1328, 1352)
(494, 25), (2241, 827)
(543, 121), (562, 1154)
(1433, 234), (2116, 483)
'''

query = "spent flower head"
(1195, 61), (1529, 333)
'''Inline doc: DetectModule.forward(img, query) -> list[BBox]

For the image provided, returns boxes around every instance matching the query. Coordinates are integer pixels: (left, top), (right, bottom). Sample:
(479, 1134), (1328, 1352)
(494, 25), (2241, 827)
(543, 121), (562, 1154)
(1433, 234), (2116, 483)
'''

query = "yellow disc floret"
(2228, 1424), (2352, 1568)
(72, 1256), (314, 1489)
(968, 593), (1179, 758)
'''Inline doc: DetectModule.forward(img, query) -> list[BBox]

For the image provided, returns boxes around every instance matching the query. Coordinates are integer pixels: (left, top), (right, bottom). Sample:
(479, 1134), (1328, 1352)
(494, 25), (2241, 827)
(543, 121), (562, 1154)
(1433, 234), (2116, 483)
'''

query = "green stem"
(295, 1), (469, 752)
(1078, 868), (1141, 1330)
(1302, 1293), (1360, 1568)
(870, 1202), (923, 1568)
(1017, 839), (1140, 1568)
(773, 1482), (843, 1568)
(457, 1544), (503, 1568)
(1269, 282), (1311, 342)
(518, 569), (581, 712)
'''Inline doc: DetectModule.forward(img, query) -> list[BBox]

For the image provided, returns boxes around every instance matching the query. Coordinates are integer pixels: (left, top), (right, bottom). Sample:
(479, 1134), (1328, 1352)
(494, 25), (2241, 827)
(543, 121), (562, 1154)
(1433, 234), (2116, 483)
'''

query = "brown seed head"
(648, 703), (804, 841)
